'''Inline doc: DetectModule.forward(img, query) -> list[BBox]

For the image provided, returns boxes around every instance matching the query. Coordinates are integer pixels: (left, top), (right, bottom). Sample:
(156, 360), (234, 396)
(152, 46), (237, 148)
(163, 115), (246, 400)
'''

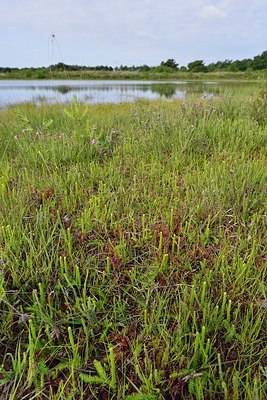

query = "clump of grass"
(0, 88), (267, 399)
(250, 85), (267, 126)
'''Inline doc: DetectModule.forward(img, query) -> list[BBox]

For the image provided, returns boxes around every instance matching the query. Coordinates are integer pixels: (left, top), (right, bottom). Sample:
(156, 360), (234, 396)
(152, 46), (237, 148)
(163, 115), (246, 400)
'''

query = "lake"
(0, 80), (258, 107)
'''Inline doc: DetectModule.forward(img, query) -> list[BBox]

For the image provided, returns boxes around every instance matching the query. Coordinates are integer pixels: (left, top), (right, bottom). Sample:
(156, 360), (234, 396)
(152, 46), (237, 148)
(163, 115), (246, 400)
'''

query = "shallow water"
(0, 79), (258, 107)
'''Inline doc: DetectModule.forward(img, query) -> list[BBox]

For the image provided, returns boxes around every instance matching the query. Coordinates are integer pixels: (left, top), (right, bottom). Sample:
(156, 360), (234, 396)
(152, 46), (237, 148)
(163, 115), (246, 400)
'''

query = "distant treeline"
(1, 50), (267, 74)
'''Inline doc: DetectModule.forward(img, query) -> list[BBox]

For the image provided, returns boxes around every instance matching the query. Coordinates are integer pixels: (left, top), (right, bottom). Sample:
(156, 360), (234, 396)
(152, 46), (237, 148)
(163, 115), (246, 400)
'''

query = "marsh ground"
(0, 86), (267, 399)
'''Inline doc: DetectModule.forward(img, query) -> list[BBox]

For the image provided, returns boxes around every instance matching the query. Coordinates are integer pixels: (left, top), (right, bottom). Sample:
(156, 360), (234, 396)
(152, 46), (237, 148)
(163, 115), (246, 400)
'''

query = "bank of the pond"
(1, 69), (267, 82)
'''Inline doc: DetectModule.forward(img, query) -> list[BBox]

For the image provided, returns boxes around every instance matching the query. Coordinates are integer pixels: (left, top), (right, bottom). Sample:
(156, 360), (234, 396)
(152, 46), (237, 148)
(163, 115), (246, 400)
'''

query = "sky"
(0, 0), (266, 68)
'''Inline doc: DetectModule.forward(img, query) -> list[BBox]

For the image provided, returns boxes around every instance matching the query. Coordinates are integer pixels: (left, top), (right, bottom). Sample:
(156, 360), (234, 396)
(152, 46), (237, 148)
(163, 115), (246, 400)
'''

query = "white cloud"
(136, 31), (159, 40)
(200, 5), (226, 20)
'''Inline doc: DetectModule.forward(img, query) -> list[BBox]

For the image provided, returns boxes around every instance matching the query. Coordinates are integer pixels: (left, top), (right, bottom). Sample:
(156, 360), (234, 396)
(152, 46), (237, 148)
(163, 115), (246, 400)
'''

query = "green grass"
(0, 86), (267, 399)
(1, 68), (267, 81)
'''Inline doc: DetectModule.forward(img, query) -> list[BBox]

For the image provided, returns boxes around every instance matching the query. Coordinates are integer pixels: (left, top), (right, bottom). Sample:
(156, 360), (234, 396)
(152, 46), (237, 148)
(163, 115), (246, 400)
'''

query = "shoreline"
(1, 70), (267, 82)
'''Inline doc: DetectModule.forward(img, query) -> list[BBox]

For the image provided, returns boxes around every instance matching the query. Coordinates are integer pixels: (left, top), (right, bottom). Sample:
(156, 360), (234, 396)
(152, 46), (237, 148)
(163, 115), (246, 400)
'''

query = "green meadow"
(0, 68), (267, 81)
(0, 86), (267, 399)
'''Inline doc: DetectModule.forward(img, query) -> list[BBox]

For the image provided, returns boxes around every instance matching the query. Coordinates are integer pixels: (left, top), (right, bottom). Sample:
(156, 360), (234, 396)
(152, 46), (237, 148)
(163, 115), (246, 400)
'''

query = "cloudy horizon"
(0, 0), (266, 68)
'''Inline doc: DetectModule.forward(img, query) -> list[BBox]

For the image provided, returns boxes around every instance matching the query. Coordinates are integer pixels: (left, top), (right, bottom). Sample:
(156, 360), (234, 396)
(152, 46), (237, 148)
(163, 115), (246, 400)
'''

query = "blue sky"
(0, 0), (266, 68)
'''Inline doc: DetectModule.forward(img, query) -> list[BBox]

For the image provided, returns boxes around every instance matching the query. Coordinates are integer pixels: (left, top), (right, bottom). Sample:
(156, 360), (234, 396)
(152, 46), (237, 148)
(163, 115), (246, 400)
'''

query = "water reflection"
(54, 85), (72, 94)
(0, 80), (259, 107)
(151, 84), (177, 98)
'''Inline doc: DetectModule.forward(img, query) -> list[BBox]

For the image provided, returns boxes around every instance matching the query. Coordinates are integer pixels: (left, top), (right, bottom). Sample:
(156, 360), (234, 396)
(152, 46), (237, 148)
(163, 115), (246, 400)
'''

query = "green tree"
(252, 51), (267, 70)
(139, 64), (151, 72)
(187, 60), (207, 72)
(160, 59), (179, 70)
